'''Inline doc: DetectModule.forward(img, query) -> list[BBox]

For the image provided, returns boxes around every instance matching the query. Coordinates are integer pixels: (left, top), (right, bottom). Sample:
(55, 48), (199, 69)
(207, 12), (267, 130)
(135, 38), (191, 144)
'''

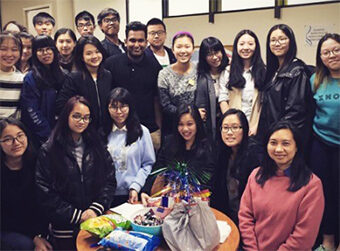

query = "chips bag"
(80, 214), (130, 238)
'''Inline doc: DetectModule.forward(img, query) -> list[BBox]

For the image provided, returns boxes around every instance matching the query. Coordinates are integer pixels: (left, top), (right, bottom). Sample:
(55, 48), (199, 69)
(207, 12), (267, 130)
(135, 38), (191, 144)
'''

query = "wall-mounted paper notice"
(305, 24), (336, 47)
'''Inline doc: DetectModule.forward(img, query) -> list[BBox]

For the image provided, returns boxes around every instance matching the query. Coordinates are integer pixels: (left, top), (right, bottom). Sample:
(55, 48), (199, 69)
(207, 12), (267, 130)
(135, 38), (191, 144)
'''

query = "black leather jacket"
(258, 58), (314, 141)
(35, 138), (116, 238)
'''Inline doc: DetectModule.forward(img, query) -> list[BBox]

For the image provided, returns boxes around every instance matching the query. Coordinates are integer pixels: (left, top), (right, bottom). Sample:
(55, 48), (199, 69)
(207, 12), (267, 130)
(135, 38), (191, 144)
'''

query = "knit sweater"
(239, 167), (324, 251)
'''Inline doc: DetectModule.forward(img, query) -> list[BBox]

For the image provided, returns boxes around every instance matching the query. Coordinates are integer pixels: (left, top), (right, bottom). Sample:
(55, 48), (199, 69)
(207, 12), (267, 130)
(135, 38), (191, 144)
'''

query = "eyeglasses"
(103, 17), (118, 24)
(71, 113), (91, 123)
(148, 31), (165, 37)
(109, 104), (129, 113)
(0, 133), (26, 146)
(320, 47), (340, 58)
(37, 47), (53, 55)
(221, 125), (243, 133)
(270, 37), (288, 45)
(207, 51), (221, 58)
(77, 22), (93, 29)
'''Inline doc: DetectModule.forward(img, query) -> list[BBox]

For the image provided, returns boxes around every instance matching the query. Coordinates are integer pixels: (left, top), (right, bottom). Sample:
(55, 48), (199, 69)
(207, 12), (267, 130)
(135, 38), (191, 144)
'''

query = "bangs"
(33, 35), (55, 51)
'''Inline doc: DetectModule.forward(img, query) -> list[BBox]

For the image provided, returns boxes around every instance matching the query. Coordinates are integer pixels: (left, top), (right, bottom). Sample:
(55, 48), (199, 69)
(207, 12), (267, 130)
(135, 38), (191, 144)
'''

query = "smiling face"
(0, 38), (21, 72)
(108, 101), (129, 128)
(56, 33), (76, 57)
(320, 38), (340, 75)
(269, 29), (290, 59)
(68, 103), (91, 138)
(206, 50), (222, 70)
(0, 124), (28, 159)
(173, 36), (194, 64)
(221, 114), (243, 149)
(267, 128), (297, 171)
(99, 14), (120, 37)
(36, 47), (54, 65)
(83, 43), (103, 70)
(178, 113), (197, 146)
(125, 30), (147, 60)
(237, 34), (256, 61)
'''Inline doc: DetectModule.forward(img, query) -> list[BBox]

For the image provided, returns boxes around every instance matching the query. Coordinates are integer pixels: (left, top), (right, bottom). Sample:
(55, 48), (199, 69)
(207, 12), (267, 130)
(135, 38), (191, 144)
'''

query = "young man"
(145, 18), (176, 68)
(105, 21), (162, 150)
(32, 12), (55, 36)
(97, 8), (125, 57)
(75, 10), (95, 36)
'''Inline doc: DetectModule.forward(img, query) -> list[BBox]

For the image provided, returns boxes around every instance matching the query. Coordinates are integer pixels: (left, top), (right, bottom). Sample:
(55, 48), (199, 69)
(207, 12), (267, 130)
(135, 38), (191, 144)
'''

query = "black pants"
(310, 136), (339, 242)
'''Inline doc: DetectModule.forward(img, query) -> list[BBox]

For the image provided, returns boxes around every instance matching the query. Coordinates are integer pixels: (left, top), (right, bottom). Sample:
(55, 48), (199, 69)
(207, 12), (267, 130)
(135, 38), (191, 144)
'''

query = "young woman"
(54, 28), (77, 73)
(104, 88), (155, 207)
(158, 31), (197, 136)
(210, 109), (261, 224)
(257, 24), (313, 145)
(0, 31), (24, 118)
(16, 32), (33, 73)
(0, 118), (51, 251)
(35, 96), (116, 250)
(57, 35), (111, 130)
(195, 37), (229, 142)
(219, 30), (266, 136)
(239, 121), (324, 250)
(20, 35), (65, 147)
(310, 33), (340, 251)
(141, 104), (215, 205)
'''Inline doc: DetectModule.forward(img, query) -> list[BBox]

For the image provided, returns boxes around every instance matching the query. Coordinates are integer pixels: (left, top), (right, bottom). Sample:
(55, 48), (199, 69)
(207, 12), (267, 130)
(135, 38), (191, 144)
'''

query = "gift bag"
(162, 201), (220, 251)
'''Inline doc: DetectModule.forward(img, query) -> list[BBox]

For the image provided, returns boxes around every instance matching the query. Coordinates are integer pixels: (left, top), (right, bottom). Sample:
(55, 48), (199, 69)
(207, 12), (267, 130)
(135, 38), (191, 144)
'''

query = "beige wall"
(164, 3), (340, 65)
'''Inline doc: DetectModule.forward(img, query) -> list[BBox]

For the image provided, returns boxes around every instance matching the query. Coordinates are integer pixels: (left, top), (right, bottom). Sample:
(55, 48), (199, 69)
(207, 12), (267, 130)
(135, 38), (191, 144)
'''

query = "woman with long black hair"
(35, 96), (116, 250)
(20, 35), (65, 147)
(219, 30), (266, 136)
(54, 28), (77, 73)
(195, 36), (229, 142)
(210, 109), (261, 224)
(257, 24), (313, 147)
(56, 35), (111, 129)
(104, 88), (155, 206)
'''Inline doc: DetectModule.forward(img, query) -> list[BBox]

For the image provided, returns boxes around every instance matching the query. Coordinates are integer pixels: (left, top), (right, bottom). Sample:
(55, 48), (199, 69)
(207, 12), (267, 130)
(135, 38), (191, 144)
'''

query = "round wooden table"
(76, 207), (239, 251)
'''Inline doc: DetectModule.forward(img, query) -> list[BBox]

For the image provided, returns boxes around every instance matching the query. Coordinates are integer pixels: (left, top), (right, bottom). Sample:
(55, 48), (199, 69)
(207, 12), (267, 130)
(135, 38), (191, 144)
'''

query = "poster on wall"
(304, 24), (336, 47)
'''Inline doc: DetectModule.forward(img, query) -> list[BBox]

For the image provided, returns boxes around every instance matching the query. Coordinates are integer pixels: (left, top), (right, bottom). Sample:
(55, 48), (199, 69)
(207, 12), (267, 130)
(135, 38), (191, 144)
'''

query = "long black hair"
(171, 104), (207, 159)
(47, 96), (107, 194)
(197, 36), (229, 77)
(104, 87), (143, 146)
(74, 35), (107, 79)
(255, 121), (311, 192)
(217, 109), (249, 178)
(265, 24), (297, 84)
(31, 35), (64, 90)
(0, 117), (36, 167)
(228, 30), (266, 90)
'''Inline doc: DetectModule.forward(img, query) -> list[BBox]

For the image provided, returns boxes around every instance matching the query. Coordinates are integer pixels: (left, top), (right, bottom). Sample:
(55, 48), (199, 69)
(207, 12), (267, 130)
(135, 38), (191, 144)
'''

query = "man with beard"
(97, 8), (126, 56)
(105, 21), (162, 151)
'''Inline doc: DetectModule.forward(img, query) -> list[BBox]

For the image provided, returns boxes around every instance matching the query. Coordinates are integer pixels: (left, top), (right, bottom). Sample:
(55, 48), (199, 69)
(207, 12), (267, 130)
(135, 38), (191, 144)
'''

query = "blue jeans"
(0, 231), (34, 250)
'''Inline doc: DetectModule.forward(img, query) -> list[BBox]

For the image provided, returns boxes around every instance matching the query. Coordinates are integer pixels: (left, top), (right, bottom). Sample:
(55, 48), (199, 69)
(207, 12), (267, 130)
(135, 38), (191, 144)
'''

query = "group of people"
(0, 7), (339, 251)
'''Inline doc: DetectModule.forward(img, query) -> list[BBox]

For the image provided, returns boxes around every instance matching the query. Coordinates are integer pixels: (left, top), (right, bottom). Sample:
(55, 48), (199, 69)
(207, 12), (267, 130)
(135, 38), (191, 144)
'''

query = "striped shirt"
(0, 68), (24, 118)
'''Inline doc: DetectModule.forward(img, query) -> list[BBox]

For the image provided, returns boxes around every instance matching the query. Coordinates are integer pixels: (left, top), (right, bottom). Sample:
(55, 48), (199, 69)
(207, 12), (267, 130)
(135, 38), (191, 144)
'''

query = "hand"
(141, 192), (151, 206)
(249, 125), (258, 136)
(33, 236), (53, 251)
(80, 209), (97, 223)
(198, 108), (207, 121)
(128, 189), (138, 204)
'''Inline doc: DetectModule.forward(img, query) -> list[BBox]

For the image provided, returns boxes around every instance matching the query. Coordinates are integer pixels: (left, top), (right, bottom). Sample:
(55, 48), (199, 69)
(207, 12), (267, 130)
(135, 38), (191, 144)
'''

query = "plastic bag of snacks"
(80, 214), (130, 238)
(98, 228), (161, 251)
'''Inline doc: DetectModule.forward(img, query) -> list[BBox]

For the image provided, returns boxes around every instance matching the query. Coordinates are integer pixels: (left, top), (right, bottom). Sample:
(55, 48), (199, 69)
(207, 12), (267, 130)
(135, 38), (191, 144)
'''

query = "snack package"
(98, 228), (161, 251)
(80, 214), (130, 238)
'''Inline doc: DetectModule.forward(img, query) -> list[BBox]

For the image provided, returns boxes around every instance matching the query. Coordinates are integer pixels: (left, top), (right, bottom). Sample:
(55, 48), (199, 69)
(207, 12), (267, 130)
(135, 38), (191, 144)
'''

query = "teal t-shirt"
(310, 73), (340, 146)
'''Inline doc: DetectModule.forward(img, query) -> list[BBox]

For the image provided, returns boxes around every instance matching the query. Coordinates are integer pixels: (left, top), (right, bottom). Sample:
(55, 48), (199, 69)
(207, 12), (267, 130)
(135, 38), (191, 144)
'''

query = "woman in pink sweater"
(238, 121), (324, 250)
